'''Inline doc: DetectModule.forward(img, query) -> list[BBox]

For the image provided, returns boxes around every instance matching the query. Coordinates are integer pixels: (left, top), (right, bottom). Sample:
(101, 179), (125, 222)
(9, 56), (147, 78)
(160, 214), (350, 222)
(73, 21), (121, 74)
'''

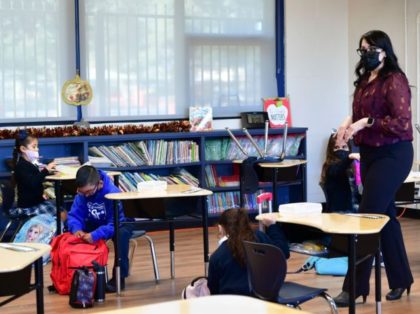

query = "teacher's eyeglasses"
(356, 46), (382, 56)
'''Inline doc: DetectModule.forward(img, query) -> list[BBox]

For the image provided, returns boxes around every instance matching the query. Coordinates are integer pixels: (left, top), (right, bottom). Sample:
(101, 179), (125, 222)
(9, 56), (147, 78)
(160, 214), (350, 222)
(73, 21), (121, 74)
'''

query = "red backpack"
(50, 232), (109, 295)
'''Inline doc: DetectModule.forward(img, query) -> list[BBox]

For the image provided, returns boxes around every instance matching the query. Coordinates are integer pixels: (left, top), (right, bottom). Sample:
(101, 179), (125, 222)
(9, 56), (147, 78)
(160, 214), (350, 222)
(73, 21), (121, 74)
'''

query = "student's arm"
(207, 253), (221, 295)
(67, 196), (87, 234)
(89, 199), (120, 242)
(15, 164), (49, 188)
(257, 224), (290, 259)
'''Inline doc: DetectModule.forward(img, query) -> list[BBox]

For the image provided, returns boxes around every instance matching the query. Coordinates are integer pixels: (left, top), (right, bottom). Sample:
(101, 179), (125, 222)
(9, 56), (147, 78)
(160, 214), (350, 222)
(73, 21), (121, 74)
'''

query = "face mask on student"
(361, 50), (381, 71)
(334, 150), (349, 160)
(25, 149), (39, 163)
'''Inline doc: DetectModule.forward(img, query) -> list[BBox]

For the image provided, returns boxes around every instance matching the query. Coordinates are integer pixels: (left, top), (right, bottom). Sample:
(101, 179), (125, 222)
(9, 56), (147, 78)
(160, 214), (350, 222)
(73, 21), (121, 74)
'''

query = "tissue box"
(137, 181), (167, 192)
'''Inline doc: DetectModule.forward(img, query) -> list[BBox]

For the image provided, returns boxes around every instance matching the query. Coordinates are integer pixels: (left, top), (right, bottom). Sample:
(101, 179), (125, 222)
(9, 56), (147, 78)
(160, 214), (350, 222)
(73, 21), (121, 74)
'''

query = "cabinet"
(0, 127), (307, 218)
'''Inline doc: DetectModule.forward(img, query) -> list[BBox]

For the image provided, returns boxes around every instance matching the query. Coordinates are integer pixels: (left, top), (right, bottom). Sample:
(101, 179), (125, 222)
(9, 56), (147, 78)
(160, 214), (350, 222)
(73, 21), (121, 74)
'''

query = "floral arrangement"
(0, 121), (191, 140)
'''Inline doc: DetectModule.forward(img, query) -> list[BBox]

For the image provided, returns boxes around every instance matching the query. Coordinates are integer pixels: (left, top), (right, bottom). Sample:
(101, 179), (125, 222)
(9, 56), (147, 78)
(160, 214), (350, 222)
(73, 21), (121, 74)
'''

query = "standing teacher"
(334, 30), (414, 307)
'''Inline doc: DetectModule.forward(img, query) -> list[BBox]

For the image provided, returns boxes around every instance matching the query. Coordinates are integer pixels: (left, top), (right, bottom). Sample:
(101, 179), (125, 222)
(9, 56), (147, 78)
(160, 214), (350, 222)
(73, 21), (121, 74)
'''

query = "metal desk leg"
(348, 234), (356, 314)
(202, 196), (209, 276)
(35, 257), (44, 314)
(169, 221), (175, 278)
(54, 180), (63, 235)
(272, 168), (278, 210)
(113, 200), (121, 295)
(375, 244), (382, 314)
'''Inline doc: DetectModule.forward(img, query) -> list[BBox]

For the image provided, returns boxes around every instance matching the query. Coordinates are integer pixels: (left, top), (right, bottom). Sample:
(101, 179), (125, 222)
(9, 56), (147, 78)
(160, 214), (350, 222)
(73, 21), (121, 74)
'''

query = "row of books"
(88, 140), (200, 167)
(205, 135), (305, 161)
(118, 168), (199, 192)
(207, 190), (267, 214)
(204, 165), (239, 188)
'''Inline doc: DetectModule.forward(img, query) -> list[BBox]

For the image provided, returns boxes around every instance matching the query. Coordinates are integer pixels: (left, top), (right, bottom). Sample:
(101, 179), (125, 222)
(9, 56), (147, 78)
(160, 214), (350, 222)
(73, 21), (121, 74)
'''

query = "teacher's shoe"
(333, 291), (367, 307)
(386, 286), (411, 301)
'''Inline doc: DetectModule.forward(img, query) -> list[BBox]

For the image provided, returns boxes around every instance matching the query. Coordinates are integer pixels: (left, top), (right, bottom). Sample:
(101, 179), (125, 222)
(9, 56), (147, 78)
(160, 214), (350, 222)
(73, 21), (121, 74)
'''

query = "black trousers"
(343, 141), (414, 295)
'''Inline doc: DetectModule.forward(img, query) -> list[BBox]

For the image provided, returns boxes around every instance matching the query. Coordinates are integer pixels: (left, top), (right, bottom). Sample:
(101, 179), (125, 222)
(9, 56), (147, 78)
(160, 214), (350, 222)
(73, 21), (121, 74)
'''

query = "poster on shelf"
(263, 97), (292, 128)
(189, 106), (213, 131)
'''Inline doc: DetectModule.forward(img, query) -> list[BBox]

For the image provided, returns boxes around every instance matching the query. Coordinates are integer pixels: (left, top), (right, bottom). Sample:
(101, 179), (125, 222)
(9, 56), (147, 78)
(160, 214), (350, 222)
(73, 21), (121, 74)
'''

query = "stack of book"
(54, 156), (81, 167)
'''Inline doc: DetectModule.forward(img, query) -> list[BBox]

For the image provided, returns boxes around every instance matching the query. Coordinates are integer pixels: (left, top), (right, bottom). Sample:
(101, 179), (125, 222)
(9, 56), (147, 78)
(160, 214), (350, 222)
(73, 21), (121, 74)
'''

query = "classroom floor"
(1, 217), (420, 314)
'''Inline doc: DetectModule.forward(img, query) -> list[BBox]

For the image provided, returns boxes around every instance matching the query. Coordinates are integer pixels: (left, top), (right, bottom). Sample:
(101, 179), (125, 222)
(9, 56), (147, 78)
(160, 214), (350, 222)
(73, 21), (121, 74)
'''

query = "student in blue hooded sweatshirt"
(67, 165), (133, 292)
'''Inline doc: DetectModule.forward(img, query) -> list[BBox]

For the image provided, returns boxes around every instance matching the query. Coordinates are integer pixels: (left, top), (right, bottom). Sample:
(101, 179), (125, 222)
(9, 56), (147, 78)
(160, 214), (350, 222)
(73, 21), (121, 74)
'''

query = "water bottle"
(92, 261), (106, 303)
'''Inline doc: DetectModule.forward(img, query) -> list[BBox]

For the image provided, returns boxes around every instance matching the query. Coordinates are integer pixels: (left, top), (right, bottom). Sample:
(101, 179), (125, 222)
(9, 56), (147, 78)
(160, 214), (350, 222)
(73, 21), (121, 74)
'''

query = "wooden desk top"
(105, 184), (213, 200)
(257, 212), (389, 235)
(46, 170), (121, 181)
(94, 295), (310, 314)
(0, 243), (51, 272)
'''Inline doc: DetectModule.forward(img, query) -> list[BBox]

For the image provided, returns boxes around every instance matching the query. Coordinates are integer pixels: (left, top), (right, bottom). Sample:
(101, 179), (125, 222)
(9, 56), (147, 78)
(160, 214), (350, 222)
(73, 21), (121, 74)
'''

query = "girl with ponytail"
(207, 208), (289, 295)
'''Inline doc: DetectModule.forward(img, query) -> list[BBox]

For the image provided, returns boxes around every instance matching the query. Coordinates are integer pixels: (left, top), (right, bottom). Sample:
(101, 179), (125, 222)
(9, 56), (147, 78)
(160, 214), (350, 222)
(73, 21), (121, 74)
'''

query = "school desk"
(0, 243), (51, 314)
(105, 184), (213, 294)
(257, 212), (389, 314)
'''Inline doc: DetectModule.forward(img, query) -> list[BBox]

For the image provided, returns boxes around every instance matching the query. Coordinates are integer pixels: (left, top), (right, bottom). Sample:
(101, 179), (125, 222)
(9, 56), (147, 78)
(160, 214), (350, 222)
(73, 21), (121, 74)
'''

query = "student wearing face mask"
(11, 130), (57, 216)
(67, 165), (134, 293)
(334, 30), (413, 306)
(207, 208), (289, 295)
(319, 134), (361, 213)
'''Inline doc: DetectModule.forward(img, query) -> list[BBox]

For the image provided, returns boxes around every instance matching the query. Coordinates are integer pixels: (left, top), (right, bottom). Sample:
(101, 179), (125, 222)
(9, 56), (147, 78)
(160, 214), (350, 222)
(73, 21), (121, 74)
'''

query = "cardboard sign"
(263, 97), (292, 128)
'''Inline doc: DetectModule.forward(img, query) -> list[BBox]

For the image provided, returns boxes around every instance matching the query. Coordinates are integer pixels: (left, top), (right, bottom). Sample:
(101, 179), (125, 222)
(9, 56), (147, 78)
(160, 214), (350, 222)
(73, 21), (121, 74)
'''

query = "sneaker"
(106, 277), (125, 293)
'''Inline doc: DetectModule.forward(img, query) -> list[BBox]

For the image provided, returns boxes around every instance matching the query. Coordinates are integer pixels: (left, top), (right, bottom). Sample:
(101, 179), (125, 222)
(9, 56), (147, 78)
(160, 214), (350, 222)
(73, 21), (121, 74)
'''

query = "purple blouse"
(352, 72), (413, 147)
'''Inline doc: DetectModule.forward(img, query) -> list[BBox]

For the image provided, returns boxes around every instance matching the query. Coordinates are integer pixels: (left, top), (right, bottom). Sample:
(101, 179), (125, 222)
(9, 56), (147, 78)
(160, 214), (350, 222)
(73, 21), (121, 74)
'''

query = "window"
(82, 0), (276, 121)
(0, 0), (76, 123)
(0, 0), (278, 123)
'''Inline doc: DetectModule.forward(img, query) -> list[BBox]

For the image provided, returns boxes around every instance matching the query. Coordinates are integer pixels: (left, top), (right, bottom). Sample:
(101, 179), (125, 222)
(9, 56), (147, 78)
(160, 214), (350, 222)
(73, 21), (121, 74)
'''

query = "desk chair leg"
(128, 239), (138, 276)
(169, 222), (175, 278)
(0, 220), (12, 241)
(375, 247), (382, 314)
(143, 235), (160, 283)
(320, 292), (338, 314)
(34, 257), (44, 314)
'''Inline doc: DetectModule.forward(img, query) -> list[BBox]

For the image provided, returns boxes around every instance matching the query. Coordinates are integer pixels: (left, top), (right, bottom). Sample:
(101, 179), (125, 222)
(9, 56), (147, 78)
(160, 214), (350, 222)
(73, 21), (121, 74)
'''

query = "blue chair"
(0, 180), (30, 242)
(243, 240), (337, 313)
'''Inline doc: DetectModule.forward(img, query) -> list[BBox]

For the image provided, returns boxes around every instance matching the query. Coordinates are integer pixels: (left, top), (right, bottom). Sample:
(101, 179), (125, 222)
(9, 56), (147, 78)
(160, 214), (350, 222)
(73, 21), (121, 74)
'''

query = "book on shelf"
(218, 175), (240, 187)
(88, 156), (113, 168)
(263, 97), (292, 128)
(189, 106), (213, 131)
(88, 140), (200, 167)
(117, 168), (199, 192)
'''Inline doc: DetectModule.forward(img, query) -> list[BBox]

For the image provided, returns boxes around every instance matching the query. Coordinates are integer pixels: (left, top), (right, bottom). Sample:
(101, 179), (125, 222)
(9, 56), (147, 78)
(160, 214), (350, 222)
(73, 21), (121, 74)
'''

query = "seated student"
(207, 208), (289, 295)
(320, 134), (361, 213)
(67, 165), (133, 292)
(11, 130), (57, 216)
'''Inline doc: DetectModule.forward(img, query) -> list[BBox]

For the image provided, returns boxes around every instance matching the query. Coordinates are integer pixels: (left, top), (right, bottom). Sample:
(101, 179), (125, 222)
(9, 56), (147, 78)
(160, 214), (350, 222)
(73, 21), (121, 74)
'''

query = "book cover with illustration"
(263, 97), (292, 128)
(189, 106), (213, 131)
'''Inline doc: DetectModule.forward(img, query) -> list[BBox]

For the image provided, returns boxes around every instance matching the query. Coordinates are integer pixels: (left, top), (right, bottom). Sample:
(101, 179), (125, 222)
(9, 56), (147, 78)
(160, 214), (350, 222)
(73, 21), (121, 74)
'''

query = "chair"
(107, 229), (160, 283)
(129, 230), (160, 282)
(0, 180), (30, 242)
(243, 240), (337, 313)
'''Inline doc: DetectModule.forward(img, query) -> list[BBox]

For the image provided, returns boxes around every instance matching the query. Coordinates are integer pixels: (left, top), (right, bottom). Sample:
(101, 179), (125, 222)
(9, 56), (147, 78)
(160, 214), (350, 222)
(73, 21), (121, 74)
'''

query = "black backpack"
(69, 267), (96, 308)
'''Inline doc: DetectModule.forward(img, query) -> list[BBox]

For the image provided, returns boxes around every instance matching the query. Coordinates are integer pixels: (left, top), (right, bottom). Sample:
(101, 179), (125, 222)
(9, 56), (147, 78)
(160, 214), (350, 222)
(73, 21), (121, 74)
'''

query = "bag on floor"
(301, 256), (348, 276)
(13, 213), (56, 264)
(69, 267), (96, 308)
(50, 232), (108, 295)
(181, 276), (210, 299)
